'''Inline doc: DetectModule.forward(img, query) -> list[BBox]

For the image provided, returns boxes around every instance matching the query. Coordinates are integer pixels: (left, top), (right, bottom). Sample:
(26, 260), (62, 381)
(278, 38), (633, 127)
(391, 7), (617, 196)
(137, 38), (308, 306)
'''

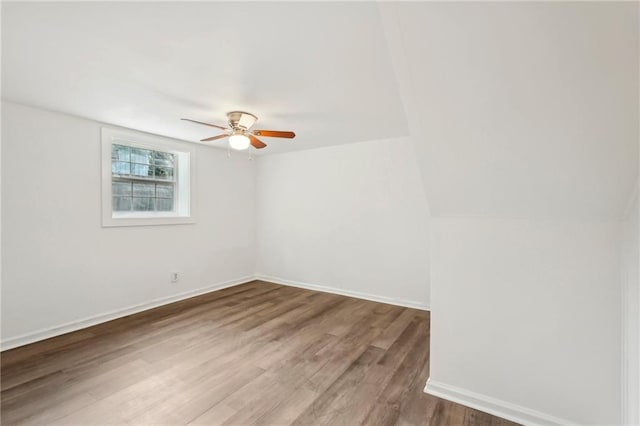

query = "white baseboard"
(1, 275), (256, 351)
(2, 274), (427, 351)
(255, 274), (429, 311)
(424, 379), (574, 426)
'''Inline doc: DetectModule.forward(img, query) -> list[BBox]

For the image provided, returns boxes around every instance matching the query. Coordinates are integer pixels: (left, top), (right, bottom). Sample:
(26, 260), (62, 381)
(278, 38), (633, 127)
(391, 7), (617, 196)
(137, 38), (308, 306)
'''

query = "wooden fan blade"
(200, 134), (228, 142)
(249, 134), (267, 149)
(181, 118), (228, 131)
(252, 130), (296, 139)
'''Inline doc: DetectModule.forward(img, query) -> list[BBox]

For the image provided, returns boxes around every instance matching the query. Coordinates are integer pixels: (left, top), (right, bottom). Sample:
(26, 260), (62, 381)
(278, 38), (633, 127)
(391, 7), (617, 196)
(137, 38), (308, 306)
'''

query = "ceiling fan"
(181, 111), (295, 150)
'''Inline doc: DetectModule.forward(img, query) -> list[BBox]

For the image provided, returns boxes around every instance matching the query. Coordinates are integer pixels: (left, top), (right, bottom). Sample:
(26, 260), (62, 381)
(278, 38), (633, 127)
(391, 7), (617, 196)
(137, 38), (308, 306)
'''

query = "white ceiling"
(1, 2), (408, 155)
(3, 1), (638, 220)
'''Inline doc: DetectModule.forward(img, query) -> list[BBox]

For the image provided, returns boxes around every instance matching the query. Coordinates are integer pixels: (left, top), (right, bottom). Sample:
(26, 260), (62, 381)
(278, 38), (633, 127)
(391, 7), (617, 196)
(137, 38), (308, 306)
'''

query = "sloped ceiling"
(380, 1), (638, 221)
(2, 2), (638, 220)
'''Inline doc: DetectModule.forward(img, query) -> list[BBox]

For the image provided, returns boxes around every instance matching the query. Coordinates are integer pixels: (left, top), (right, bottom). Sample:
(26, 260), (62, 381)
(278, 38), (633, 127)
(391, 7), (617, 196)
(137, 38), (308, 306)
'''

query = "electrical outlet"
(171, 272), (179, 283)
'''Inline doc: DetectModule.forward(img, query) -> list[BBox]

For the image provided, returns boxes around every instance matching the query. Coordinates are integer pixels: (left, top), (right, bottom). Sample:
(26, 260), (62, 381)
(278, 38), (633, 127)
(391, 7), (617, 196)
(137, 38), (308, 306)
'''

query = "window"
(111, 145), (176, 213)
(102, 128), (196, 227)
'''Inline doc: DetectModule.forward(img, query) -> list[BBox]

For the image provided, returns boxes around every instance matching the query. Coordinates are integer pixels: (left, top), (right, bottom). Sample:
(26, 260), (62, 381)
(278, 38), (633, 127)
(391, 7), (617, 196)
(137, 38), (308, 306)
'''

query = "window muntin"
(110, 144), (177, 213)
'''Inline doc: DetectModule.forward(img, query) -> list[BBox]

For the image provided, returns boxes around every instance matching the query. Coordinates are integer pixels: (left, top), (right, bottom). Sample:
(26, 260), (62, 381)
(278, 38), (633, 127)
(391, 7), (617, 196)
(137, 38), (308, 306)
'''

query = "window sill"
(102, 215), (196, 227)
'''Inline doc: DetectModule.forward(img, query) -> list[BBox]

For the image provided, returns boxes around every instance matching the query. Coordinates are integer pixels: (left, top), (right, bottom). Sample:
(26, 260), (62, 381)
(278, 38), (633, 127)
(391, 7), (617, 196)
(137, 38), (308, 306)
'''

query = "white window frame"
(101, 127), (196, 227)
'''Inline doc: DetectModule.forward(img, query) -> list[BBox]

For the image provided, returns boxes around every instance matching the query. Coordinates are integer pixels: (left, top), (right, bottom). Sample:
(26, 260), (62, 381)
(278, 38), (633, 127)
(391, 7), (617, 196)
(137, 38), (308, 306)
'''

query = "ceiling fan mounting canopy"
(181, 111), (295, 150)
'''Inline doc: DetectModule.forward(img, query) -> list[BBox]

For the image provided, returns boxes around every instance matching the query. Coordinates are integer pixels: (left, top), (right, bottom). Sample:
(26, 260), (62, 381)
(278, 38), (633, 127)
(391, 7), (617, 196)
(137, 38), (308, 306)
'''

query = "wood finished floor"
(1, 281), (518, 426)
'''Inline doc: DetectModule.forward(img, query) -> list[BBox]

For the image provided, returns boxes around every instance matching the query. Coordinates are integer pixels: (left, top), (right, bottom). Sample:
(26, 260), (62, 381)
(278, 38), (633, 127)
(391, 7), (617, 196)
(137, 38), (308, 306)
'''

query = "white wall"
(623, 188), (640, 426)
(1, 101), (257, 348)
(428, 217), (622, 425)
(255, 137), (430, 309)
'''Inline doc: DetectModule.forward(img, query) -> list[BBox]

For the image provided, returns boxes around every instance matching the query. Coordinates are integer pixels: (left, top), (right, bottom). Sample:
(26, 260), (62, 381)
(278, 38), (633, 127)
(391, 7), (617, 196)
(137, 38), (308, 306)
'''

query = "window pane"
(153, 151), (175, 167)
(132, 164), (153, 177)
(113, 196), (132, 211)
(131, 148), (152, 164)
(154, 166), (174, 180)
(112, 162), (131, 175)
(112, 145), (130, 162)
(132, 197), (154, 211)
(156, 184), (174, 199)
(112, 182), (132, 196)
(155, 198), (174, 211)
(133, 182), (155, 197)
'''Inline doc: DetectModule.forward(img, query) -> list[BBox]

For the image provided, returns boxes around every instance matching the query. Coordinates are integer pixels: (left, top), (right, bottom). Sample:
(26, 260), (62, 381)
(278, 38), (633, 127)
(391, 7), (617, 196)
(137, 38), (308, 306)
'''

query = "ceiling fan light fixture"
(229, 133), (250, 150)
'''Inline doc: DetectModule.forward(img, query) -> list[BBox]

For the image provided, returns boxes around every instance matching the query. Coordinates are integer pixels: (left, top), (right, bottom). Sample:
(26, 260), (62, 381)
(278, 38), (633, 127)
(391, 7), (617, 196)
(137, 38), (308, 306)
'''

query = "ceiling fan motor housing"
(227, 111), (258, 130)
